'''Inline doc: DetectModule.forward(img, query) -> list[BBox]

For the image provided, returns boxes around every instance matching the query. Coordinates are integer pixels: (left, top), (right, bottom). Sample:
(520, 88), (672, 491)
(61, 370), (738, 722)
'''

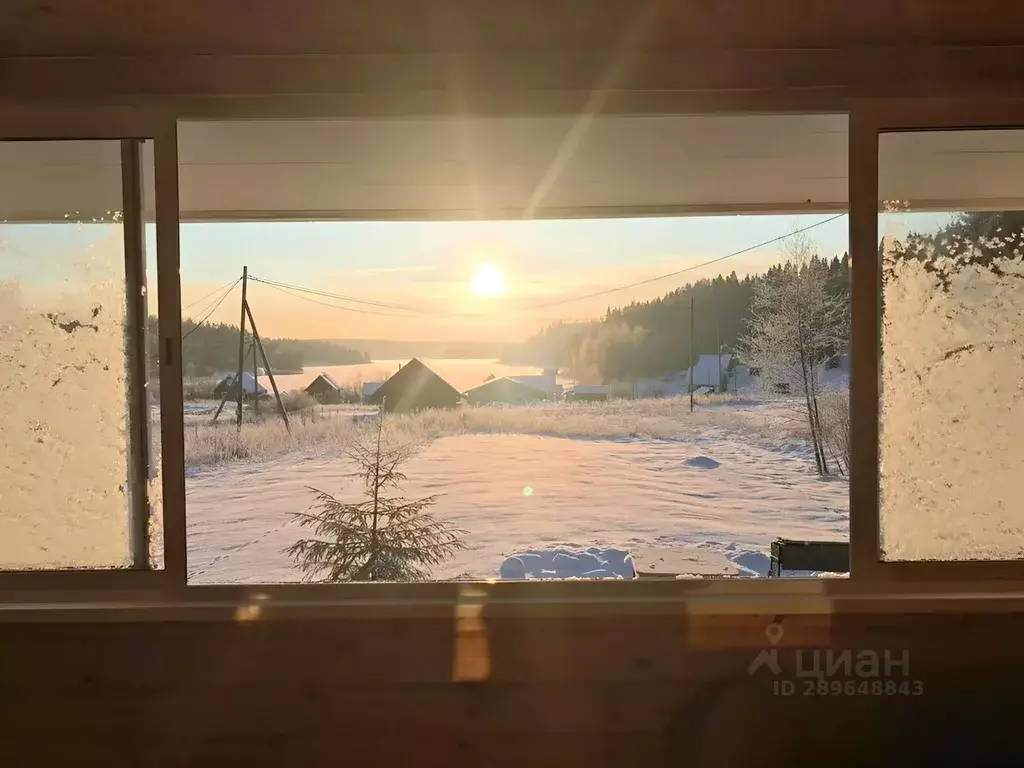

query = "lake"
(270, 358), (551, 394)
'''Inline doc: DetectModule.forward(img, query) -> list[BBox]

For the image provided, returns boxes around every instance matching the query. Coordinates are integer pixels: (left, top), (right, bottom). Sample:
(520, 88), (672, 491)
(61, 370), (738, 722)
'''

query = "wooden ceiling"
(3, 0), (1022, 55)
(3, 2), (1024, 220)
(2, 1), (1024, 111)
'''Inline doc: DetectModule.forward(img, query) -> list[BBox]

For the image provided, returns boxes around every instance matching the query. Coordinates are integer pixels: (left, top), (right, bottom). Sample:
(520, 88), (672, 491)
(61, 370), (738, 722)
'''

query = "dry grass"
(182, 394), (806, 471)
(277, 390), (317, 412)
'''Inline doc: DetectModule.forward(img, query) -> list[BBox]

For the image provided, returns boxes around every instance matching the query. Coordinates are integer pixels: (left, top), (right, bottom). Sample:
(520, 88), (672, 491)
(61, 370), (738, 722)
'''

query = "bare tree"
(287, 410), (466, 581)
(817, 388), (850, 476)
(737, 234), (849, 475)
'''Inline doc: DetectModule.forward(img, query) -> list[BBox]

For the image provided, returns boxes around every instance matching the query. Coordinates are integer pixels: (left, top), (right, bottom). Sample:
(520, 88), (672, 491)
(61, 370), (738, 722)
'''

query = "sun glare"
(469, 262), (507, 298)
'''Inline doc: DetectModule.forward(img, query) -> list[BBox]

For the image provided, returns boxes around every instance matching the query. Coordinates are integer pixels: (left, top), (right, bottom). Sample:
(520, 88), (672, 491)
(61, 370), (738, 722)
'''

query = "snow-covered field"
(185, 399), (848, 583)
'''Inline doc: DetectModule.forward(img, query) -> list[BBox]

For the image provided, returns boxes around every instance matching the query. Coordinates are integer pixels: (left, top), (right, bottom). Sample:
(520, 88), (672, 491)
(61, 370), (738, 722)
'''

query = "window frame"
(850, 97), (1024, 584)
(0, 106), (184, 591)
(6, 98), (1024, 602)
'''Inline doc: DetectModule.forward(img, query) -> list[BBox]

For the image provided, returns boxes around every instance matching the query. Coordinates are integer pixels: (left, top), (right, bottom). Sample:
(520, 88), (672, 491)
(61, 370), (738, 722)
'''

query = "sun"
(469, 262), (507, 298)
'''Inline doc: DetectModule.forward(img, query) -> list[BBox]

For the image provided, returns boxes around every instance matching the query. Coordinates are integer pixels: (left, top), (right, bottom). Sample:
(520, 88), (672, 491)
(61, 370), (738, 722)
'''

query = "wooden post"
(245, 301), (290, 432)
(211, 386), (231, 423)
(251, 338), (260, 416)
(689, 294), (695, 413)
(236, 266), (249, 430)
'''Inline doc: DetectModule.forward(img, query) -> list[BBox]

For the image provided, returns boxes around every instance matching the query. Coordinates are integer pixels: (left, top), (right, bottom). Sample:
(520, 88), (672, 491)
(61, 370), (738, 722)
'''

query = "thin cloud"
(349, 265), (438, 275)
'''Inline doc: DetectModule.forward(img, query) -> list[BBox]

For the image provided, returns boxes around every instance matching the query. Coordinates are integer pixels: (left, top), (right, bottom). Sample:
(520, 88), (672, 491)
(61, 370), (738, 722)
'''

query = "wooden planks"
(3, 612), (1024, 764)
(5, 1), (1024, 56)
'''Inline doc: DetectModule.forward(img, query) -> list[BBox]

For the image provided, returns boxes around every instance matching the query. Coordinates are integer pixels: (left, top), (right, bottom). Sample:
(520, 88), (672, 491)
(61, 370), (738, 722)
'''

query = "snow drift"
(499, 547), (636, 579)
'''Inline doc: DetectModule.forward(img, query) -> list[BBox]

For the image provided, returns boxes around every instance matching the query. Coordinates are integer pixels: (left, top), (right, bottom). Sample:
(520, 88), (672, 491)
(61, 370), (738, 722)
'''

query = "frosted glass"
(0, 140), (134, 569)
(880, 130), (1024, 560)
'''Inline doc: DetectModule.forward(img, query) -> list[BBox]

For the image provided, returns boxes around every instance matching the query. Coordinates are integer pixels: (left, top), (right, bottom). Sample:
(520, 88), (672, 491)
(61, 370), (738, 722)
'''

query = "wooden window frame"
(849, 96), (1024, 585)
(5, 98), (1024, 606)
(0, 106), (184, 592)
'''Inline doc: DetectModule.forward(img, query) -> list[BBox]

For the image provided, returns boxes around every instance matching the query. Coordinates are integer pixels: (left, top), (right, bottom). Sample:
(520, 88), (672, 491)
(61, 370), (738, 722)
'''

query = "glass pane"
(180, 115), (850, 583)
(879, 128), (1024, 561)
(0, 139), (142, 569)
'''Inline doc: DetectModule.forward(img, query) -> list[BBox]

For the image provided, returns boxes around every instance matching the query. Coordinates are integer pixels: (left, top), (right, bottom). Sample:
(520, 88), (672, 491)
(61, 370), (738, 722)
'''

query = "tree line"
(553, 251), (851, 384)
(146, 316), (369, 378)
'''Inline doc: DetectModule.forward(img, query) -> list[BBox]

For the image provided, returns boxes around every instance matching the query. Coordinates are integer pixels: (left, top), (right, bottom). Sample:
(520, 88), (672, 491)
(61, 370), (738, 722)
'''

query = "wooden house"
(213, 372), (267, 400)
(304, 372), (343, 403)
(365, 358), (460, 413)
(565, 384), (610, 402)
(464, 376), (549, 406)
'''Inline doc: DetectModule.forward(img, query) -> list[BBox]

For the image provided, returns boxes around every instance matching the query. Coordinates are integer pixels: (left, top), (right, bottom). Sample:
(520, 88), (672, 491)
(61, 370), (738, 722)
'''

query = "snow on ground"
(499, 547), (635, 579)
(186, 412), (848, 583)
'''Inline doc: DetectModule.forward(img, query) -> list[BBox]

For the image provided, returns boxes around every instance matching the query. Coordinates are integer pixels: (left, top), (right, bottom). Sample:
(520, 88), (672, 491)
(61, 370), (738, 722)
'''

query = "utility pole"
(245, 301), (290, 432)
(236, 266), (248, 430)
(251, 338), (260, 416)
(689, 294), (694, 413)
(717, 315), (723, 394)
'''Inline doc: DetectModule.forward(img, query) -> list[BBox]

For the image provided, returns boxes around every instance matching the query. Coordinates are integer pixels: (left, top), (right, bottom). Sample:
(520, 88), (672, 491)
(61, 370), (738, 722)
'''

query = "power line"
(182, 277), (241, 312)
(256, 280), (418, 317)
(182, 281), (238, 341)
(248, 275), (424, 314)
(520, 214), (847, 310)
(243, 213), (846, 320)
(252, 276), (493, 320)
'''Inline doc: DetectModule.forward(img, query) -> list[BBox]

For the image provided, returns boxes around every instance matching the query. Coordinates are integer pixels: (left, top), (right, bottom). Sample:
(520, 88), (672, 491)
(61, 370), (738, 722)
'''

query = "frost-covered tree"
(737, 234), (849, 475)
(287, 410), (466, 581)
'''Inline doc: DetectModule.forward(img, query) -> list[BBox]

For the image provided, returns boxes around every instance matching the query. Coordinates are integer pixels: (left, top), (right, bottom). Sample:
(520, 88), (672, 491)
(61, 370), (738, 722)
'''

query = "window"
(0, 119), (172, 579)
(879, 128), (1024, 562)
(8, 101), (1024, 595)
(0, 139), (155, 569)
(176, 115), (851, 584)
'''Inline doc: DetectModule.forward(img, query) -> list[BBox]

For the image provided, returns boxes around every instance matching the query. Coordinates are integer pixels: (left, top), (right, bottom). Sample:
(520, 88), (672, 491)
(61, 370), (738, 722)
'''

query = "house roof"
(307, 372), (341, 390)
(219, 372), (267, 395)
(464, 376), (548, 397)
(508, 374), (562, 394)
(366, 358), (460, 405)
(361, 381), (382, 396)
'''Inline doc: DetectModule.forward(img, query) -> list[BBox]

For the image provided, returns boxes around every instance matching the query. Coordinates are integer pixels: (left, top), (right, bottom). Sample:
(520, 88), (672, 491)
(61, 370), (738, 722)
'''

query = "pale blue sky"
(1, 211), (948, 341)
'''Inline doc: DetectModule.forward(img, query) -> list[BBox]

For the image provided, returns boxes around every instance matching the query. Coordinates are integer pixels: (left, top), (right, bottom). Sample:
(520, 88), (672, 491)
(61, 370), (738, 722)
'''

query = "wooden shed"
(304, 372), (343, 403)
(212, 372), (266, 401)
(565, 384), (610, 402)
(464, 376), (549, 406)
(365, 358), (460, 413)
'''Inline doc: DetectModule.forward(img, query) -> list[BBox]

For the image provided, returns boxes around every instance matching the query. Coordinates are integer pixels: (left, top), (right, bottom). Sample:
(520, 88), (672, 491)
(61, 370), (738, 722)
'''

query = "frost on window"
(0, 216), (133, 569)
(880, 206), (1024, 561)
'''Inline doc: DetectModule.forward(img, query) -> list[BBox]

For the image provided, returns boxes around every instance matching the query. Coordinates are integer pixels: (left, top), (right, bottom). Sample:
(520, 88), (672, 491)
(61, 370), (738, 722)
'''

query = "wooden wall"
(4, 2), (1024, 765)
(2, 609), (1024, 765)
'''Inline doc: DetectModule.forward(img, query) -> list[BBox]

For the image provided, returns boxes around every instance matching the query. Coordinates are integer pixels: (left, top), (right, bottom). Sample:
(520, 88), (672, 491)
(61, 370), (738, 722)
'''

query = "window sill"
(3, 578), (1024, 621)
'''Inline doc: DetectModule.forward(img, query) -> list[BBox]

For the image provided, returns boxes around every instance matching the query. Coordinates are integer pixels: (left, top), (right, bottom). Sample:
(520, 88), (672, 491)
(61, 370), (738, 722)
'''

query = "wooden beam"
(5, 48), (1024, 100)
(5, 0), (1024, 56)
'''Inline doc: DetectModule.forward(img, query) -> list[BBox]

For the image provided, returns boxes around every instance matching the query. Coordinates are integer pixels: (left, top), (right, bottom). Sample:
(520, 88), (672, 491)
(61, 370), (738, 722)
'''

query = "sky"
(1, 213), (860, 343)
